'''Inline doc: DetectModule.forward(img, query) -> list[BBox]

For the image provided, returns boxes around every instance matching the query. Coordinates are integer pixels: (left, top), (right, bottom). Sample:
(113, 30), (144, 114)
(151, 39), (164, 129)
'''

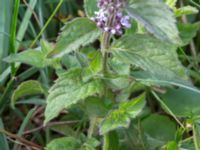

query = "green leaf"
(162, 88), (200, 117)
(89, 51), (102, 74)
(100, 94), (146, 135)
(4, 40), (56, 68)
(119, 94), (146, 118)
(141, 114), (176, 149)
(4, 49), (45, 68)
(85, 96), (109, 117)
(165, 0), (177, 8)
(178, 23), (200, 46)
(126, 0), (180, 44)
(45, 137), (81, 150)
(167, 141), (179, 150)
(84, 0), (98, 18)
(11, 80), (46, 108)
(44, 69), (104, 124)
(175, 6), (199, 17)
(112, 34), (192, 89)
(100, 109), (130, 135)
(48, 18), (100, 58)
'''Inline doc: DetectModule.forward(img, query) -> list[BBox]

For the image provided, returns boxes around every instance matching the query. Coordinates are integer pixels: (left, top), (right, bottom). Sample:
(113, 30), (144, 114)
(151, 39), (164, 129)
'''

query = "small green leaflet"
(175, 6), (199, 17)
(44, 69), (104, 124)
(100, 94), (146, 135)
(11, 80), (46, 108)
(165, 0), (177, 8)
(178, 23), (200, 46)
(48, 18), (101, 58)
(126, 0), (181, 44)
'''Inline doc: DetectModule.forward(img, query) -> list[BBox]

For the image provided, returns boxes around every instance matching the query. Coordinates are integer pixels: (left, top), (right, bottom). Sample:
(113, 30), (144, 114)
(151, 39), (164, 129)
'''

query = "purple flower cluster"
(91, 0), (131, 35)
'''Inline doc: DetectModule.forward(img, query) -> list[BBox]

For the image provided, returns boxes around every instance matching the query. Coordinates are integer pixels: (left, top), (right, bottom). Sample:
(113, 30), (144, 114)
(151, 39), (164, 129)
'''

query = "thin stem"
(101, 31), (112, 150)
(0, 128), (43, 150)
(30, 0), (64, 48)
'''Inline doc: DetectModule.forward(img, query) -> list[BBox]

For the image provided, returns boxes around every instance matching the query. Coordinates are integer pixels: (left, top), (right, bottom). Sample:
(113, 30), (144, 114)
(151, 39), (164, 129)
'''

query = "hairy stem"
(101, 32), (111, 76)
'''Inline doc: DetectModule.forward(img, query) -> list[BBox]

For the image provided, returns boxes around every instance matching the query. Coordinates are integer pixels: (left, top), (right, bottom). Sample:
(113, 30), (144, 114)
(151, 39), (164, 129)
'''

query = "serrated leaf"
(11, 80), (46, 108)
(45, 137), (81, 150)
(126, 0), (180, 44)
(100, 94), (146, 135)
(175, 6), (199, 17)
(44, 69), (104, 124)
(48, 18), (100, 58)
(112, 34), (192, 89)
(84, 0), (98, 18)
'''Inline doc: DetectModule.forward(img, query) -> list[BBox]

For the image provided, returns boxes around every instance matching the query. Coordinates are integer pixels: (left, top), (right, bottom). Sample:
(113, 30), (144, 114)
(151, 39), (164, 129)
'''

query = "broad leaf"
(141, 114), (176, 149)
(126, 0), (180, 44)
(11, 80), (46, 108)
(44, 69), (104, 124)
(112, 34), (192, 90)
(100, 94), (146, 135)
(48, 18), (100, 58)
(162, 88), (200, 117)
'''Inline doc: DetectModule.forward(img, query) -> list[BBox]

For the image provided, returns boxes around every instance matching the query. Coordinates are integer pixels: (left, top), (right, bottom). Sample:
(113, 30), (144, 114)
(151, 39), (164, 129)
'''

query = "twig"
(0, 128), (43, 150)
(23, 120), (80, 135)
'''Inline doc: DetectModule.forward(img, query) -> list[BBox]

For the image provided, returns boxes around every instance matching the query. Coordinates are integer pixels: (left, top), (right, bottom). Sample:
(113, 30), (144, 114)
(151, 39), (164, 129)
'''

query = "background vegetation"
(0, 0), (200, 149)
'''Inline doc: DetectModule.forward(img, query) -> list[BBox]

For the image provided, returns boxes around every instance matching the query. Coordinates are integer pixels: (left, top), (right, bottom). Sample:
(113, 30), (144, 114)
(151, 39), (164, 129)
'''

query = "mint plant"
(4, 0), (200, 149)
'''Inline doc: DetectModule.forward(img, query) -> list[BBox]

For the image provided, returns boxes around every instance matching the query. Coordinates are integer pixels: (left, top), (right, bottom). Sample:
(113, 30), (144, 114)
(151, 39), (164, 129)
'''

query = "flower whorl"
(91, 0), (131, 35)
